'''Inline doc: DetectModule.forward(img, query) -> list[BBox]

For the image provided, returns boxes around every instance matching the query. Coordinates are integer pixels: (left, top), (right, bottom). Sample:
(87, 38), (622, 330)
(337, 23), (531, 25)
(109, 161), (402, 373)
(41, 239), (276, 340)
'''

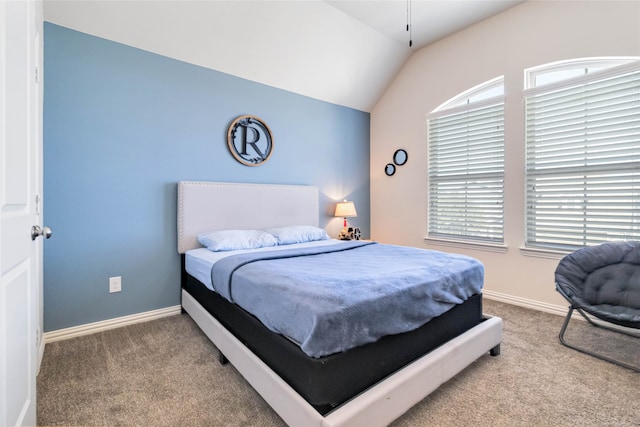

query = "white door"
(0, 1), (44, 426)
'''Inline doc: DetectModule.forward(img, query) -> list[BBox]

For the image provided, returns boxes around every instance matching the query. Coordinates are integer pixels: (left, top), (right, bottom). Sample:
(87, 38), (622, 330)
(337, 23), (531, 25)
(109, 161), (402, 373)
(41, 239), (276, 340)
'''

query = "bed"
(177, 181), (503, 427)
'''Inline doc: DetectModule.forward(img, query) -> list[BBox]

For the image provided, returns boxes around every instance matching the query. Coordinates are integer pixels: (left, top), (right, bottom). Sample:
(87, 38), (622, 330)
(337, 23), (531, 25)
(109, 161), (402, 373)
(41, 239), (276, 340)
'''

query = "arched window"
(524, 57), (640, 250)
(426, 77), (505, 244)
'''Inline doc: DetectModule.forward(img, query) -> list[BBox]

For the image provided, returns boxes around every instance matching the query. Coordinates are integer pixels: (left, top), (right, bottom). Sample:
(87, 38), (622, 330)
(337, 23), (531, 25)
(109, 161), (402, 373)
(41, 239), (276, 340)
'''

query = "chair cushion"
(555, 241), (640, 328)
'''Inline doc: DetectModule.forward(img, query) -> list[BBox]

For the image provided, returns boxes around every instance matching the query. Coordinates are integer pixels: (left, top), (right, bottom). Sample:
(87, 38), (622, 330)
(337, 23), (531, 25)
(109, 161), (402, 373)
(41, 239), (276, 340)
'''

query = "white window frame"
(525, 56), (639, 89)
(524, 58), (640, 252)
(426, 77), (505, 247)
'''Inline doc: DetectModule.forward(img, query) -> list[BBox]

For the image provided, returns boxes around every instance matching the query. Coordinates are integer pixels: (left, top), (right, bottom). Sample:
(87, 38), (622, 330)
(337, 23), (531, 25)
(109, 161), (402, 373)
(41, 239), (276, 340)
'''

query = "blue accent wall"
(43, 23), (370, 332)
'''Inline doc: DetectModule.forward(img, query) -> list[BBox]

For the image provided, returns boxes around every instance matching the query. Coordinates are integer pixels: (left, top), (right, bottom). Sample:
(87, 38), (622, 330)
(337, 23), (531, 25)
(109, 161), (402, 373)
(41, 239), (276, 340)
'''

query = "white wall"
(370, 0), (640, 313)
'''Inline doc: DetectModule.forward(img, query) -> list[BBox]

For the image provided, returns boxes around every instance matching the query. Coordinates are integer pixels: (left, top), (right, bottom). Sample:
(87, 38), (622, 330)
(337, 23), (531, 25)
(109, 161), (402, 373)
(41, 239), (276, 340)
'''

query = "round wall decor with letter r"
(227, 115), (274, 166)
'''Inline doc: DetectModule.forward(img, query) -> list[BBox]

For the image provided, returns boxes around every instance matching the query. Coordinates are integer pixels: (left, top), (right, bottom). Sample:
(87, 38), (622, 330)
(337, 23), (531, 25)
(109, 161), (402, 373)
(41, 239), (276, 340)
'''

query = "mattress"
(187, 240), (484, 358)
(182, 257), (484, 412)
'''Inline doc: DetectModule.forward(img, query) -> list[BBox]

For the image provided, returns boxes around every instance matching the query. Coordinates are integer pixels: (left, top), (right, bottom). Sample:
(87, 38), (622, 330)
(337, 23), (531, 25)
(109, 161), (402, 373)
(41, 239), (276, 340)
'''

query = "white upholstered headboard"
(177, 181), (320, 253)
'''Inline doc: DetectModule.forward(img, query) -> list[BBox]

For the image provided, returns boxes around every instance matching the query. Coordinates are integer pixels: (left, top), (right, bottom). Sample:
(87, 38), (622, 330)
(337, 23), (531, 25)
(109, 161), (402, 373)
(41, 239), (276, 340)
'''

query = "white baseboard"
(483, 291), (640, 335)
(482, 290), (568, 317)
(41, 293), (566, 345)
(43, 305), (182, 344)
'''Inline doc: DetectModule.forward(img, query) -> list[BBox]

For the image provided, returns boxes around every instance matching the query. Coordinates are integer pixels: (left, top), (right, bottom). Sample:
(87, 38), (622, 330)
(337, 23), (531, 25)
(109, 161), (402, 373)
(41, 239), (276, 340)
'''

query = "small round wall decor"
(385, 148), (408, 176)
(385, 163), (396, 176)
(393, 149), (408, 166)
(227, 115), (274, 166)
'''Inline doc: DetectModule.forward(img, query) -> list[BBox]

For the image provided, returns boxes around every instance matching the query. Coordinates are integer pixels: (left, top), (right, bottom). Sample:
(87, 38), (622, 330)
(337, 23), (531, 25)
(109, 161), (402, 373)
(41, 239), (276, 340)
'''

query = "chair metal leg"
(573, 307), (640, 338)
(559, 306), (640, 373)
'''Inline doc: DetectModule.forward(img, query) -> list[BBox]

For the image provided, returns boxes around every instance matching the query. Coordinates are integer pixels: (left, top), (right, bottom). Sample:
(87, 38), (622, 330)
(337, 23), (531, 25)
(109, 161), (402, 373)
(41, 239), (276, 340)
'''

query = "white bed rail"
(182, 289), (502, 427)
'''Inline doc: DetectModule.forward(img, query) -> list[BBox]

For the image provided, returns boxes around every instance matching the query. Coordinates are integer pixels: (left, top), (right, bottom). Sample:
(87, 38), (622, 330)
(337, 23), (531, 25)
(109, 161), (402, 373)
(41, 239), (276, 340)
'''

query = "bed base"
(182, 289), (503, 427)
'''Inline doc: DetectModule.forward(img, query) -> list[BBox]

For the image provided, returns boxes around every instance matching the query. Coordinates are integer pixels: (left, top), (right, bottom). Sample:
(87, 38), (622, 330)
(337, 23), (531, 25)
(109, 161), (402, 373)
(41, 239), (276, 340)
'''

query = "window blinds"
(428, 100), (505, 243)
(525, 63), (640, 250)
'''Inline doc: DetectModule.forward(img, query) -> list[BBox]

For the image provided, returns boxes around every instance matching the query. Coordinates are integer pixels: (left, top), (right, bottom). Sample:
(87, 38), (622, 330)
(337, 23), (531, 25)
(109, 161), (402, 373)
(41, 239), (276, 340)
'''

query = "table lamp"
(335, 200), (357, 229)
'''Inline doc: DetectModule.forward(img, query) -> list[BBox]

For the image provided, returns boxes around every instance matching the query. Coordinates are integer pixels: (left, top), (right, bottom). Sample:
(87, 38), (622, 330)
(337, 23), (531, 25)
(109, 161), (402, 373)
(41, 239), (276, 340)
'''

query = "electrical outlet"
(109, 276), (122, 293)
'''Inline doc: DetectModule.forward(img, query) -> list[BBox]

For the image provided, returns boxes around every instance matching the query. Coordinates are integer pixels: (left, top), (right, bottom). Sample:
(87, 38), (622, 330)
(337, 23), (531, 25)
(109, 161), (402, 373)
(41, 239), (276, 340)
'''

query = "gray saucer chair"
(555, 240), (640, 372)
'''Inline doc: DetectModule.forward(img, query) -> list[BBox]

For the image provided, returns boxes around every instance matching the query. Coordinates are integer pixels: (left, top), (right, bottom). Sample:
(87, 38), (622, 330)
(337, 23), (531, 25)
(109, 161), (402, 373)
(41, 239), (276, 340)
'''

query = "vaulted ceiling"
(327, 1), (523, 50)
(44, 0), (524, 112)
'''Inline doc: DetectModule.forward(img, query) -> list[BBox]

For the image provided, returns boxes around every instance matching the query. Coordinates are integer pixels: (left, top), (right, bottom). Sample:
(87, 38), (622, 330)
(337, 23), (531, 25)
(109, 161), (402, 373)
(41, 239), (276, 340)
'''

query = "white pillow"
(266, 225), (330, 245)
(198, 229), (278, 252)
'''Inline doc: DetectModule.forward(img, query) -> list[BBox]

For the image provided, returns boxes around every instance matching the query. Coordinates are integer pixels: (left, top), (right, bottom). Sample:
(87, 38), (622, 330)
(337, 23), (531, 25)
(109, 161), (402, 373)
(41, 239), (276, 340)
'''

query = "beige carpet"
(37, 300), (639, 426)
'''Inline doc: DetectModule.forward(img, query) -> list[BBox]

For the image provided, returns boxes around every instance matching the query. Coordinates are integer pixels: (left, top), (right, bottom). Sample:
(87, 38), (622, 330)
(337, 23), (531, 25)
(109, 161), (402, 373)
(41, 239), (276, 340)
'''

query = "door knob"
(31, 225), (52, 241)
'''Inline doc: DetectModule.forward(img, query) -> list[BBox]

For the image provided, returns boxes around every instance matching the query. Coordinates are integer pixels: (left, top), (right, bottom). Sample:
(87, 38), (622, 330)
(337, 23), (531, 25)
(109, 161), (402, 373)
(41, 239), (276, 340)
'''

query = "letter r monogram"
(227, 115), (274, 166)
(240, 125), (264, 158)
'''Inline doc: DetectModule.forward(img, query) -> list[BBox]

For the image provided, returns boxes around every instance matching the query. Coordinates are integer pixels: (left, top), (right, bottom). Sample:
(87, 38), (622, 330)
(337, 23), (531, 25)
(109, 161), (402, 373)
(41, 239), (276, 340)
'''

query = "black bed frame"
(181, 256), (497, 414)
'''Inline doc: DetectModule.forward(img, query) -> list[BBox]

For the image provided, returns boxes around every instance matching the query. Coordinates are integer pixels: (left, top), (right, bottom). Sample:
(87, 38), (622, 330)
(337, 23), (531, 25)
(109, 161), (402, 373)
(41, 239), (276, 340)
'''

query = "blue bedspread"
(211, 241), (484, 358)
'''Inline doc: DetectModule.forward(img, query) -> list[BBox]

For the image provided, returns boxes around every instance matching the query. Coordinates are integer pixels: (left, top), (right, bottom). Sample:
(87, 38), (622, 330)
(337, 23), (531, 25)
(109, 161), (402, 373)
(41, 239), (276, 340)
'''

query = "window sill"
(424, 237), (508, 253)
(519, 246), (567, 260)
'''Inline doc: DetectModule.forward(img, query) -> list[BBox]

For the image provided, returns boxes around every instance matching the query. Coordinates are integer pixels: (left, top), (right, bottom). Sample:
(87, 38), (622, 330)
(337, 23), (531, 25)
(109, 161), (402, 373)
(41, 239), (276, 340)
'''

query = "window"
(427, 77), (505, 244)
(525, 58), (640, 250)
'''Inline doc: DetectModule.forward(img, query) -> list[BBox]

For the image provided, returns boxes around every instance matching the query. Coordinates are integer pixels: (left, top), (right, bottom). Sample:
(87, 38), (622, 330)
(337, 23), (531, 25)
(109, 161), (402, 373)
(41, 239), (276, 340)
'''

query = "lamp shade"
(334, 201), (357, 218)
